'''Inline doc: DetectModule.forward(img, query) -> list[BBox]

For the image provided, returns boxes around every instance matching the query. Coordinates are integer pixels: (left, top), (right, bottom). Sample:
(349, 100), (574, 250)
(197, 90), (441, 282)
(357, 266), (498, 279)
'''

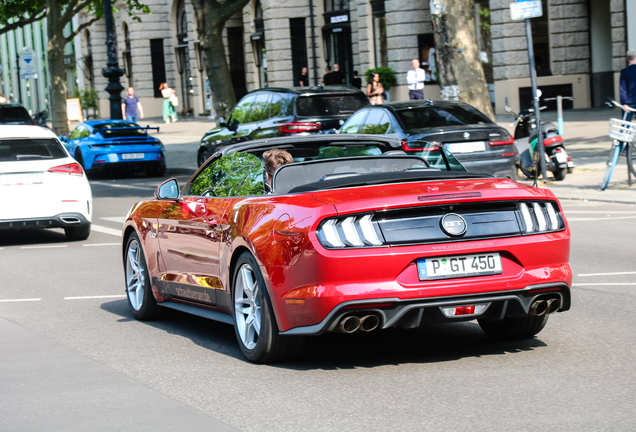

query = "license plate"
(417, 253), (502, 281)
(555, 151), (568, 163)
(122, 153), (144, 160)
(0, 173), (44, 186)
(446, 141), (486, 154)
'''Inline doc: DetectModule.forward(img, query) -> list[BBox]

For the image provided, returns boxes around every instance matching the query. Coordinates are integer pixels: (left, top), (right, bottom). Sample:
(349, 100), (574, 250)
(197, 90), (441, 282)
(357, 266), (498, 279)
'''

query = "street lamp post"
(101, 0), (124, 119)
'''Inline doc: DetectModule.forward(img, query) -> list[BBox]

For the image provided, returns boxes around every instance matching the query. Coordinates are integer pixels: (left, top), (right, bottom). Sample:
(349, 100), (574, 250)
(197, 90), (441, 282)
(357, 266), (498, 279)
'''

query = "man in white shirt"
(406, 59), (425, 100)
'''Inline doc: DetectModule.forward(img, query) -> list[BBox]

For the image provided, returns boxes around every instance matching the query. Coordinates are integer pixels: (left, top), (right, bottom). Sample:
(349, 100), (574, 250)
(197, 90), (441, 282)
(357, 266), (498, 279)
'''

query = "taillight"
(489, 134), (514, 146)
(543, 135), (563, 146)
(278, 122), (321, 134)
(401, 140), (439, 152)
(48, 163), (84, 176)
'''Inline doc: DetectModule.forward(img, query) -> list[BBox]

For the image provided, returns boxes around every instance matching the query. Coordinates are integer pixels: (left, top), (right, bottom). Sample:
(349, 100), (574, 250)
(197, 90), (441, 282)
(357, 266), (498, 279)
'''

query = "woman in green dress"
(160, 82), (178, 123)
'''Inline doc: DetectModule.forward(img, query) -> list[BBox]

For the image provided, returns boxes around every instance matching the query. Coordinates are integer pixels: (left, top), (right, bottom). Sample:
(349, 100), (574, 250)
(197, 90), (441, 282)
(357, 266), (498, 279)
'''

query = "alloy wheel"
(126, 239), (145, 311)
(234, 264), (262, 350)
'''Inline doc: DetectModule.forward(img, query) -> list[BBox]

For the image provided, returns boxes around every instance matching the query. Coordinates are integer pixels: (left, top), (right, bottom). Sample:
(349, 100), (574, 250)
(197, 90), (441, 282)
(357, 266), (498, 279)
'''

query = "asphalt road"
(1, 167), (636, 431)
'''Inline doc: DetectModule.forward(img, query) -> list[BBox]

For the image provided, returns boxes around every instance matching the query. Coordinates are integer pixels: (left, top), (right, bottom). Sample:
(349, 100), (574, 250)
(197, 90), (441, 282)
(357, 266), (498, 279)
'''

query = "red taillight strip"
(48, 163), (84, 176)
(543, 136), (563, 146)
(402, 140), (439, 152)
(489, 135), (514, 146)
(278, 122), (321, 134)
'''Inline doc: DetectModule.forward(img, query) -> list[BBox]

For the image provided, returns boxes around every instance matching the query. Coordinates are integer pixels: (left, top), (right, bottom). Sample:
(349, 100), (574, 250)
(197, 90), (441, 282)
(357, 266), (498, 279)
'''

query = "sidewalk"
(142, 109), (636, 205)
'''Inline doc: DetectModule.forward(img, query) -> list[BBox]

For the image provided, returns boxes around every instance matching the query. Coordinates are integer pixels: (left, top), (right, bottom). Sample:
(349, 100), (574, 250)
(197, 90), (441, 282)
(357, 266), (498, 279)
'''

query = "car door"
(246, 92), (275, 140)
(156, 152), (265, 305)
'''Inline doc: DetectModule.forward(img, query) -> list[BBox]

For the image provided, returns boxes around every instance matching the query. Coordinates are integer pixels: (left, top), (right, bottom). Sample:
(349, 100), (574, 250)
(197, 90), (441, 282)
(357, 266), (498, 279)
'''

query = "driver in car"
(263, 149), (293, 192)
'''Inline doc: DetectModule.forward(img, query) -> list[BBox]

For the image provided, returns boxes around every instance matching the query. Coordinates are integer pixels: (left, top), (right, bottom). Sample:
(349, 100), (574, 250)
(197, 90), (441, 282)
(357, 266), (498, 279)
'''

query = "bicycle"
(601, 101), (636, 190)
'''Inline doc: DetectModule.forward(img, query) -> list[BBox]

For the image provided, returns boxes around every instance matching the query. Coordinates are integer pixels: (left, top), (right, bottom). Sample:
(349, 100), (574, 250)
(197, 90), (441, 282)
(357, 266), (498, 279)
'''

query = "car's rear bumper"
(88, 160), (165, 173)
(459, 156), (518, 180)
(0, 212), (90, 230)
(280, 282), (571, 335)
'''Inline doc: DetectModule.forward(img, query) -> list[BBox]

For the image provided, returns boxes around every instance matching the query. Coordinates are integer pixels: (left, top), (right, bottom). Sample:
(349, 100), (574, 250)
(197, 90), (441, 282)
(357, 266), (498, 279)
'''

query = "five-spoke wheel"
(125, 232), (160, 320)
(234, 263), (262, 350)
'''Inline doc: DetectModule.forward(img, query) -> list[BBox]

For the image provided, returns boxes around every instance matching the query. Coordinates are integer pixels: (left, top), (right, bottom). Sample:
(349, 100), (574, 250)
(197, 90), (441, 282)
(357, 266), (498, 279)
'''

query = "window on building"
(531, 0), (551, 76)
(123, 22), (133, 86)
(417, 34), (436, 83)
(150, 39), (167, 98)
(290, 18), (308, 87)
(84, 30), (94, 89)
(371, 0), (387, 68)
(253, 1), (268, 88)
(175, 0), (193, 111)
(325, 0), (349, 12)
(228, 27), (248, 100)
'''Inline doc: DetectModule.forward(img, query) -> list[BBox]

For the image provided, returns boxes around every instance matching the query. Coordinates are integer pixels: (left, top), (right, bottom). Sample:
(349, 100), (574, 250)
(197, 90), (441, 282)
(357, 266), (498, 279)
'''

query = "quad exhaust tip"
(338, 314), (380, 333)
(530, 298), (561, 316)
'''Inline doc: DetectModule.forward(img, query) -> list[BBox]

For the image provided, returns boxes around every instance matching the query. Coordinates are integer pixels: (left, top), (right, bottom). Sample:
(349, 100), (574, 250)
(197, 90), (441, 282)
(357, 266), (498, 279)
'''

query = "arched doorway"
(175, 0), (193, 113)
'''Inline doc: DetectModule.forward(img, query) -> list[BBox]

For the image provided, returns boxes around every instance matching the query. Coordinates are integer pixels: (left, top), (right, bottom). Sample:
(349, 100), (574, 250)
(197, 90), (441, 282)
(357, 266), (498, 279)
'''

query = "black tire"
(232, 252), (304, 363)
(553, 165), (567, 181)
(628, 141), (636, 178)
(64, 224), (91, 241)
(478, 314), (549, 340)
(198, 149), (212, 167)
(124, 232), (162, 320)
(74, 149), (85, 169)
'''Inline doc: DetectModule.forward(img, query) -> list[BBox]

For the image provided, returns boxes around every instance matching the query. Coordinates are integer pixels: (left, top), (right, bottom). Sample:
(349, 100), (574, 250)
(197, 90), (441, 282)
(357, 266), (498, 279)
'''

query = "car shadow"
(0, 228), (70, 247)
(100, 300), (548, 368)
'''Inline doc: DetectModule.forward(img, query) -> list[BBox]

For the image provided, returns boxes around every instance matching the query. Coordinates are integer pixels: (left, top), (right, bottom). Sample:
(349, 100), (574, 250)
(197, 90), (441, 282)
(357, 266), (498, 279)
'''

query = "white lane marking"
(573, 283), (636, 286)
(92, 224), (122, 237)
(20, 245), (68, 249)
(83, 243), (120, 247)
(0, 298), (42, 303)
(564, 211), (636, 214)
(64, 295), (126, 300)
(90, 181), (155, 191)
(566, 216), (636, 222)
(578, 271), (636, 277)
(100, 216), (126, 224)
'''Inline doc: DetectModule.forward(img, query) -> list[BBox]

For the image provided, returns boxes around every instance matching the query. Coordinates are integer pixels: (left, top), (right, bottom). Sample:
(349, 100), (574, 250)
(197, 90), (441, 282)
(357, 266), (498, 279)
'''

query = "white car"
(0, 125), (92, 240)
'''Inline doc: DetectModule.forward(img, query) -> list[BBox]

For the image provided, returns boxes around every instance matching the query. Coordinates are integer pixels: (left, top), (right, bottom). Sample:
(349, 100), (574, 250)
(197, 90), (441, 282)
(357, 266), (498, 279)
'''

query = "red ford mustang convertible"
(122, 135), (571, 363)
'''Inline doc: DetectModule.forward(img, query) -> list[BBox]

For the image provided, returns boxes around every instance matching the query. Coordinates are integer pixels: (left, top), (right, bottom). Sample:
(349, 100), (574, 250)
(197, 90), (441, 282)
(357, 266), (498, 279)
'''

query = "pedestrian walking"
(322, 65), (333, 85)
(620, 50), (636, 121)
(299, 67), (309, 87)
(332, 64), (346, 84)
(407, 59), (425, 100)
(351, 70), (362, 90)
(160, 82), (178, 123)
(121, 86), (144, 123)
(367, 73), (384, 105)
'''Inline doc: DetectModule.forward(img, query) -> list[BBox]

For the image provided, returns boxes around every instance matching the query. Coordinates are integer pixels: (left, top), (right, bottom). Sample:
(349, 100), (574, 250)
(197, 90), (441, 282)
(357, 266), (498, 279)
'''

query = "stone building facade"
(78, 0), (633, 118)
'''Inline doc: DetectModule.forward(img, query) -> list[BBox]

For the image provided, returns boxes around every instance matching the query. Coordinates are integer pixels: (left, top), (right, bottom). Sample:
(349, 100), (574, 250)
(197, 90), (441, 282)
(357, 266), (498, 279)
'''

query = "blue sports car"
(59, 120), (166, 176)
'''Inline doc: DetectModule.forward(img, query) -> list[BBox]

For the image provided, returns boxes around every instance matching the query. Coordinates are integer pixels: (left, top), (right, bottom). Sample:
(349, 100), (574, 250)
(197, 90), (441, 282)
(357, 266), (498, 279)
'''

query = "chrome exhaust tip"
(529, 300), (548, 316)
(60, 216), (81, 224)
(545, 298), (561, 314)
(338, 316), (361, 333)
(359, 315), (380, 332)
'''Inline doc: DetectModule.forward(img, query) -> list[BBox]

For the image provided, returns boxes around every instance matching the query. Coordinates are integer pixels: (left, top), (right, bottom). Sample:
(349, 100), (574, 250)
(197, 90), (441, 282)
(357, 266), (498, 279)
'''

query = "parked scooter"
(505, 104), (573, 181)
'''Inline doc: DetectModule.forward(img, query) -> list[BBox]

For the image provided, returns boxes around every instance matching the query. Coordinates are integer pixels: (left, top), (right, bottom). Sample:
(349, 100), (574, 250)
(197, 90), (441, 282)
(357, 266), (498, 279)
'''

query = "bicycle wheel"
(601, 142), (621, 191)
(628, 141), (636, 178)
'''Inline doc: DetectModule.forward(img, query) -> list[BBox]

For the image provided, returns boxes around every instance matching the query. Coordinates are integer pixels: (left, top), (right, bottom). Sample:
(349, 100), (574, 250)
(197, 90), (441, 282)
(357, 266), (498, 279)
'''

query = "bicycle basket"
(609, 118), (636, 143)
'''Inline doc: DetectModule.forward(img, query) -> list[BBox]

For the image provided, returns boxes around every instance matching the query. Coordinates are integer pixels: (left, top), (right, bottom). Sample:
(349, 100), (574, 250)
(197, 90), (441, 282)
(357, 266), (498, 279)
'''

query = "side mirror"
(58, 134), (67, 142)
(218, 116), (227, 127)
(155, 178), (180, 200)
(504, 106), (512, 113)
(228, 119), (240, 132)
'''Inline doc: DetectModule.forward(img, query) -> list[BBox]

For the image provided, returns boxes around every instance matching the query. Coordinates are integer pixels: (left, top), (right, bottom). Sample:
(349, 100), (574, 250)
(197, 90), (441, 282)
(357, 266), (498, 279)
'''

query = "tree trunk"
(46, 0), (69, 135)
(430, 0), (495, 120)
(194, 0), (251, 120)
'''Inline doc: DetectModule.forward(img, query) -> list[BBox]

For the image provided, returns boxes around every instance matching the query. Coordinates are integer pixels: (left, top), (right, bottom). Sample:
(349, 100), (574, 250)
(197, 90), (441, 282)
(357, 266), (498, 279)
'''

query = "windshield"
(0, 139), (67, 161)
(296, 94), (369, 117)
(0, 106), (34, 125)
(93, 123), (149, 138)
(396, 105), (493, 130)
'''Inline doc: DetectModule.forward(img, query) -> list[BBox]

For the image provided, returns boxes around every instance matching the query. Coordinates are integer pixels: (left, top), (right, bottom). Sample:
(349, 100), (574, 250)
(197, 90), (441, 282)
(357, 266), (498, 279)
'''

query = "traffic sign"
(19, 46), (38, 79)
(510, 0), (543, 20)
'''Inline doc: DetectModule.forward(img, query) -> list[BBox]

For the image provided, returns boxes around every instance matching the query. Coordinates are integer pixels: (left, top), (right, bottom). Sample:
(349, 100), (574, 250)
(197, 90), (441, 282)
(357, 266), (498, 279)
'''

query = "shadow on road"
(0, 228), (70, 247)
(100, 299), (548, 369)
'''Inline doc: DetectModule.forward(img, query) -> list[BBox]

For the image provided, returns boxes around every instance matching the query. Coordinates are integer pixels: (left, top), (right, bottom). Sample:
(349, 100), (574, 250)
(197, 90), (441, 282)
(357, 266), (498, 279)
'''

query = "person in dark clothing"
(350, 70), (362, 90)
(322, 65), (333, 85)
(299, 67), (309, 87)
(121, 86), (144, 123)
(331, 64), (346, 84)
(620, 50), (636, 121)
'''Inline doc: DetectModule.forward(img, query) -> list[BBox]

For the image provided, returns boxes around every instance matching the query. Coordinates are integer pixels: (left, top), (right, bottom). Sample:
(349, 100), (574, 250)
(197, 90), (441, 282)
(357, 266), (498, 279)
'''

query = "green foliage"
(0, 0), (44, 27)
(479, 5), (491, 30)
(364, 67), (398, 90)
(190, 152), (265, 197)
(72, 88), (99, 110)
